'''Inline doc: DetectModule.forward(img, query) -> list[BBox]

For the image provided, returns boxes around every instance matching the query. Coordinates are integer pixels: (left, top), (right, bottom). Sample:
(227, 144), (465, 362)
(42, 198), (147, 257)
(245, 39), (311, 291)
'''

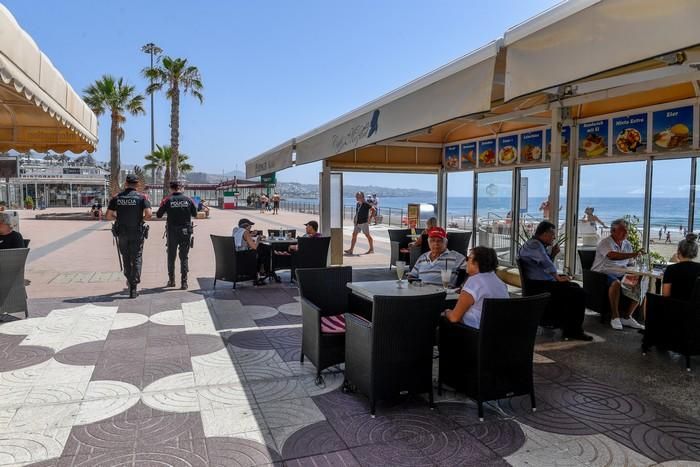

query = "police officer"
(157, 180), (197, 289)
(106, 174), (152, 298)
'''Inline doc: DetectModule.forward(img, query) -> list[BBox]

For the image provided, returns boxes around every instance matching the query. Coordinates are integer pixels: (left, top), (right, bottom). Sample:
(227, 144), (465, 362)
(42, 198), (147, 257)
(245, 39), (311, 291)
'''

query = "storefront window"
(476, 170), (513, 263)
(650, 158), (692, 263)
(446, 171), (473, 233)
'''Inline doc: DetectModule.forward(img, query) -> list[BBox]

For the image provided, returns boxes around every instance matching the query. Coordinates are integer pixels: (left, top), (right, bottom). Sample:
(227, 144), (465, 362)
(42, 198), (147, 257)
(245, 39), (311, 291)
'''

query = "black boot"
(180, 277), (188, 290)
(166, 276), (176, 288)
(129, 284), (138, 299)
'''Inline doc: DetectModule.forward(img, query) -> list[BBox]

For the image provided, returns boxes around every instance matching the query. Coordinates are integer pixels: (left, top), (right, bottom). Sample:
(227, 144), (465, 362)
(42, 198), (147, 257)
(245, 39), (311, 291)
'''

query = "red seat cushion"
(399, 248), (410, 253)
(273, 250), (292, 256)
(321, 314), (346, 334)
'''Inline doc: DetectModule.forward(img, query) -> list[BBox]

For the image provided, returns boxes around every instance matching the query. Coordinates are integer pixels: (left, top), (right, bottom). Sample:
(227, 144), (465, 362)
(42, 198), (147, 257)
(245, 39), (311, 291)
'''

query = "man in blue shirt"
(519, 221), (592, 341)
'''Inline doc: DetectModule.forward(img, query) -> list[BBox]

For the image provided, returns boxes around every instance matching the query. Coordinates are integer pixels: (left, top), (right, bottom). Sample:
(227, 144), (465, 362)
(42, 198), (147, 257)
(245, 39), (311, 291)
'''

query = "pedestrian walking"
(658, 228), (662, 240)
(664, 224), (667, 233)
(666, 231), (672, 244)
(157, 180), (197, 290)
(106, 174), (152, 298)
(344, 191), (375, 255)
(272, 192), (281, 215)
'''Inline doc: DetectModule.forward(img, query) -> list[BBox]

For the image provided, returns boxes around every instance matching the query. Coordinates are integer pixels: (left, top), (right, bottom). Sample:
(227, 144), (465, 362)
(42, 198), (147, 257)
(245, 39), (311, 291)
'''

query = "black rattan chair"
(438, 293), (550, 420)
(388, 229), (411, 270)
(345, 292), (446, 416)
(643, 279), (700, 371)
(210, 235), (258, 289)
(578, 249), (612, 322)
(297, 266), (352, 382)
(516, 257), (558, 327)
(447, 231), (471, 258)
(291, 236), (331, 282)
(0, 248), (29, 318)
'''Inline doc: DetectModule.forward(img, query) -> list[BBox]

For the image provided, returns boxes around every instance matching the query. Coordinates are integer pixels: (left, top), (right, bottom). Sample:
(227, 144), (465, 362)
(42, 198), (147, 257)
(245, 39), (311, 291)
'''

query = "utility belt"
(168, 223), (194, 236)
(113, 222), (149, 239)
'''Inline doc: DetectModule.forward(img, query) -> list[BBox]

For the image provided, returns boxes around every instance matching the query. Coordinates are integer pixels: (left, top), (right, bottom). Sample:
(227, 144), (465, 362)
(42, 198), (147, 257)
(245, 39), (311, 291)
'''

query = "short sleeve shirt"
(108, 188), (151, 229)
(0, 230), (24, 249)
(591, 236), (632, 275)
(663, 261), (700, 300)
(408, 249), (466, 286)
(461, 271), (509, 329)
(354, 202), (372, 225)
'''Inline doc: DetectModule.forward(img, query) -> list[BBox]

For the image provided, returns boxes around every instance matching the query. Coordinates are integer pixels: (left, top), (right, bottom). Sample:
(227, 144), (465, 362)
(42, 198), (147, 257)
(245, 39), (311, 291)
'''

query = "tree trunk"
(170, 82), (180, 183)
(109, 109), (120, 196)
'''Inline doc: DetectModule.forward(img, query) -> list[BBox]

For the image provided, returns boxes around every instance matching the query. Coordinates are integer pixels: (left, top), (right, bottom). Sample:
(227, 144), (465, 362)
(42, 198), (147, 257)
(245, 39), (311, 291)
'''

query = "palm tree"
(83, 75), (145, 195)
(143, 56), (203, 188)
(143, 145), (193, 189)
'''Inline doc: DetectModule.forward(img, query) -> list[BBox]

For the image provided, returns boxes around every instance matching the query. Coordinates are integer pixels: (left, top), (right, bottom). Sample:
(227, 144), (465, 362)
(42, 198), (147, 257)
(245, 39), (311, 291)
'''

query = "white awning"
(245, 139), (294, 178)
(294, 41), (500, 165)
(504, 0), (700, 101)
(0, 4), (97, 153)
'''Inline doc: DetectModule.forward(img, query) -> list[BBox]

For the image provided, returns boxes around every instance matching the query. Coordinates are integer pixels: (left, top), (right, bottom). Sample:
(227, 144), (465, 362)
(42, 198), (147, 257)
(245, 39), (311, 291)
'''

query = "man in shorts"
(344, 191), (374, 255)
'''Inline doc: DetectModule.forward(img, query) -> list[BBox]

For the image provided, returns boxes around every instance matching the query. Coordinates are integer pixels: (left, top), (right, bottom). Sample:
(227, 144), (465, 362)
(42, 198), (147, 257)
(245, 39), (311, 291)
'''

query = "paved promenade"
(0, 207), (698, 466)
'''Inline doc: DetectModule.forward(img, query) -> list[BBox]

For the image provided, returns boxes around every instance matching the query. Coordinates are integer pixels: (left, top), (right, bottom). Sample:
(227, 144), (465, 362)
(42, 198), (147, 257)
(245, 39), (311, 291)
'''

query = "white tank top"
(232, 227), (249, 251)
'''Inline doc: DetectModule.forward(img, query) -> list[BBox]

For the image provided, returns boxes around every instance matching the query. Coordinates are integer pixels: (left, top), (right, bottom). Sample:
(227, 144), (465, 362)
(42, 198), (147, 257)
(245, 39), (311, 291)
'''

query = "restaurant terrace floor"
(2, 207), (700, 466)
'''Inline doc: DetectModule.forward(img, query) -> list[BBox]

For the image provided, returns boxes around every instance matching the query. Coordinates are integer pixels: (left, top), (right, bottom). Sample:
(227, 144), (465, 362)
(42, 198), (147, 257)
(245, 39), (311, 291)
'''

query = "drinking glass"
(396, 261), (405, 288)
(440, 269), (451, 290)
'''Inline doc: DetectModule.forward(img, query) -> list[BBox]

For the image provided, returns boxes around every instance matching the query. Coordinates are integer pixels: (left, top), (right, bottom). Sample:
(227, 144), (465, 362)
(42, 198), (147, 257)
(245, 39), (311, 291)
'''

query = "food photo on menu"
(461, 142), (476, 168)
(546, 126), (571, 159)
(520, 130), (543, 162)
(444, 145), (460, 170)
(498, 135), (518, 165)
(652, 106), (693, 151)
(478, 139), (496, 166)
(578, 120), (608, 158)
(613, 113), (647, 155)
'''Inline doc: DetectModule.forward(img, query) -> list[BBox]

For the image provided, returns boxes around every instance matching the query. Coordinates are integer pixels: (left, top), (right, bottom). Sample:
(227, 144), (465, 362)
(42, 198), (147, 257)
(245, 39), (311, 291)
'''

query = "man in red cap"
(407, 227), (466, 286)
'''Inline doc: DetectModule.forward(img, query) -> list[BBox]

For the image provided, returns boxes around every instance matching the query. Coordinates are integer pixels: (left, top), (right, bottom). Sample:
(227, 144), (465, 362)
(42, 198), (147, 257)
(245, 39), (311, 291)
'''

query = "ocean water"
(285, 196), (698, 229)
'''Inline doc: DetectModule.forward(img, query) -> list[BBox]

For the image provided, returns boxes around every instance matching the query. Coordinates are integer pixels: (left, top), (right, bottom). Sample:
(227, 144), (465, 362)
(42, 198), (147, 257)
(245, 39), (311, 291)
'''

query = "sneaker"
(621, 317), (645, 330)
(610, 318), (623, 331)
(166, 278), (176, 288)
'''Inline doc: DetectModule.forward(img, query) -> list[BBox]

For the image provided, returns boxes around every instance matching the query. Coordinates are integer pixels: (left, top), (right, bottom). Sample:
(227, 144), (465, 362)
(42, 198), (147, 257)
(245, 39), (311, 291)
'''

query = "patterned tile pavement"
(1, 284), (700, 466)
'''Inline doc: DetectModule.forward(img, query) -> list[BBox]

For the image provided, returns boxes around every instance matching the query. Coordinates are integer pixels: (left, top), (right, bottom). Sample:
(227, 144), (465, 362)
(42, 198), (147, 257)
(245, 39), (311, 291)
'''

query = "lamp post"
(141, 42), (162, 184)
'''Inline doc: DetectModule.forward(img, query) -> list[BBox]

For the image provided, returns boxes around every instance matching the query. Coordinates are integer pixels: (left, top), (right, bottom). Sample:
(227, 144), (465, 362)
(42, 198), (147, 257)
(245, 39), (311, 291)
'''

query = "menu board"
(545, 126), (571, 159)
(578, 119), (609, 158)
(444, 144), (460, 171)
(497, 135), (518, 166)
(478, 139), (496, 167)
(460, 142), (476, 170)
(520, 130), (544, 163)
(652, 105), (693, 152)
(612, 113), (647, 156)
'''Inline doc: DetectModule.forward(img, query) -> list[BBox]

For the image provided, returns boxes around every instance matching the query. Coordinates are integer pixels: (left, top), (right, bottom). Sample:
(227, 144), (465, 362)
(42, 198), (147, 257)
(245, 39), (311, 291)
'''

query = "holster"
(142, 224), (150, 239)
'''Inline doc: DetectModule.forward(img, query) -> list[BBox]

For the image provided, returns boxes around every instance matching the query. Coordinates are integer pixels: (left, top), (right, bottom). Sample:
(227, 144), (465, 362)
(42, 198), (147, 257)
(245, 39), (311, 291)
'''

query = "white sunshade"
(504, 0), (700, 101)
(245, 139), (294, 178)
(0, 4), (97, 152)
(292, 41), (500, 165)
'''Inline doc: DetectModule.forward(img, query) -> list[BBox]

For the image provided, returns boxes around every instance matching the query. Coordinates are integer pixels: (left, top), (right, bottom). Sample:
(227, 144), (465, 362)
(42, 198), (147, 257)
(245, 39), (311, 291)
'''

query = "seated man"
(288, 220), (321, 253)
(407, 227), (466, 287)
(0, 213), (24, 249)
(198, 200), (210, 218)
(232, 218), (269, 285)
(518, 221), (592, 341)
(592, 219), (644, 330)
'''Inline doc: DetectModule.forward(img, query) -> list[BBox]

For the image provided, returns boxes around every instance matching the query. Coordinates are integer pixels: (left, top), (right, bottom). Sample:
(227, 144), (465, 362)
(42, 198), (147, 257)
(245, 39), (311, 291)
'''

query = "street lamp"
(141, 42), (162, 183)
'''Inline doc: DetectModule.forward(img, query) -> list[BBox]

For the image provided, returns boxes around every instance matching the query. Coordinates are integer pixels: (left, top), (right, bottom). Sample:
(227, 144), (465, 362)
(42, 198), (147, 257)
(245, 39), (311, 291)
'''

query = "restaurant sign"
(460, 142), (476, 170)
(612, 113), (647, 156)
(520, 130), (543, 164)
(578, 119), (609, 159)
(478, 139), (496, 167)
(652, 105), (693, 153)
(444, 145), (459, 171)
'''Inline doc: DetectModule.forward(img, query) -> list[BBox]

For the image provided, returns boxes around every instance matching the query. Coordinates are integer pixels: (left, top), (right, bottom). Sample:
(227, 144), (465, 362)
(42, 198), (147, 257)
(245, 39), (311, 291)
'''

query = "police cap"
(125, 174), (138, 184)
(169, 180), (184, 189)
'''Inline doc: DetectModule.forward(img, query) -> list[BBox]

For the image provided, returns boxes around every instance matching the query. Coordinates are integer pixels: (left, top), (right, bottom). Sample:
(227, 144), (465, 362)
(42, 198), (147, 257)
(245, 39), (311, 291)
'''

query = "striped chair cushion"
(399, 248), (410, 254)
(273, 250), (292, 256)
(320, 314), (346, 334)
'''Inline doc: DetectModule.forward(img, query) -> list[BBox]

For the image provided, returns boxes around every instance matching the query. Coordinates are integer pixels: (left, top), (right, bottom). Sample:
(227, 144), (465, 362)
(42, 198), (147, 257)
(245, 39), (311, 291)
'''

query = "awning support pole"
(437, 168), (448, 228)
(549, 108), (562, 262)
(320, 163), (331, 236)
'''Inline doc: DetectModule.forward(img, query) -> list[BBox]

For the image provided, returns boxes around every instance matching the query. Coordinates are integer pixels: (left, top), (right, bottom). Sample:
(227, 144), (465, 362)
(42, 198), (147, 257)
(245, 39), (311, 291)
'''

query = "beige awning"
(0, 5), (97, 153)
(245, 139), (294, 178)
(294, 41), (500, 165)
(504, 0), (700, 102)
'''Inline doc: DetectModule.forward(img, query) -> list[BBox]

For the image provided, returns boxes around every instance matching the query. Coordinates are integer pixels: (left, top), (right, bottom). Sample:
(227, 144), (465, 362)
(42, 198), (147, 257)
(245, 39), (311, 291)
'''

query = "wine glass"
(440, 269), (451, 290)
(396, 261), (406, 288)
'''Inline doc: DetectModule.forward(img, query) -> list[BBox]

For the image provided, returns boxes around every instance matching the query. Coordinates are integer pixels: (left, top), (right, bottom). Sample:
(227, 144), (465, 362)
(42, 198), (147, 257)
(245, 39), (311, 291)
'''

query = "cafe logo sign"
(331, 109), (380, 154)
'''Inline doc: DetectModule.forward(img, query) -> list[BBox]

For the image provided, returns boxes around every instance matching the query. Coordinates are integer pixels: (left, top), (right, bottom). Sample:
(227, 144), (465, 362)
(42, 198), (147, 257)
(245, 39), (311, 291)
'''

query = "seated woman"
(232, 218), (269, 285)
(442, 246), (508, 329)
(411, 217), (438, 253)
(663, 234), (700, 300)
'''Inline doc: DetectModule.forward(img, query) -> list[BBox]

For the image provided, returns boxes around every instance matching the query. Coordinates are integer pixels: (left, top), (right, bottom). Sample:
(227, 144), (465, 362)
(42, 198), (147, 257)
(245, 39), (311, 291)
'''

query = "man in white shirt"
(591, 219), (644, 331)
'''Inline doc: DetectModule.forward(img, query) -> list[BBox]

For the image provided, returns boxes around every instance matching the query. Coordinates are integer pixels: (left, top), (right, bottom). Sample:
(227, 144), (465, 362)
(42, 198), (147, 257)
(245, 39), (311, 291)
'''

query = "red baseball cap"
(427, 227), (447, 239)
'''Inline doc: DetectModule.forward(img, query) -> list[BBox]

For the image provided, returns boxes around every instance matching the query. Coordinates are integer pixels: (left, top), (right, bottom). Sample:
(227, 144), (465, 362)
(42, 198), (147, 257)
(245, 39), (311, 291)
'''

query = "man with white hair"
(0, 212), (24, 249)
(592, 218), (645, 331)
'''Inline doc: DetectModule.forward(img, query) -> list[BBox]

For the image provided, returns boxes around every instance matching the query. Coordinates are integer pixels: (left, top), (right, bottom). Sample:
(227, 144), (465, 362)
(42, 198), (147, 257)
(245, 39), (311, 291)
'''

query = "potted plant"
(623, 214), (666, 266)
(24, 196), (34, 210)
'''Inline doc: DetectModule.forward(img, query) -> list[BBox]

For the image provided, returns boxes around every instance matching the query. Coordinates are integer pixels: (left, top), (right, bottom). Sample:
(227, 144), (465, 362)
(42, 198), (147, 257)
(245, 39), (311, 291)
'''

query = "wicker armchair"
(291, 236), (331, 282)
(516, 257), (558, 327)
(447, 231), (471, 258)
(210, 235), (258, 289)
(297, 266), (353, 381)
(643, 280), (700, 370)
(0, 248), (29, 318)
(578, 249), (612, 322)
(344, 292), (446, 416)
(388, 229), (411, 270)
(438, 293), (550, 420)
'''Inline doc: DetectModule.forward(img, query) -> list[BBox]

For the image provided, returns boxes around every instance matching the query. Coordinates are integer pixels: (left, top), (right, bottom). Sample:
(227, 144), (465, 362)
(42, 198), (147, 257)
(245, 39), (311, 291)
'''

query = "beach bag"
(620, 273), (649, 303)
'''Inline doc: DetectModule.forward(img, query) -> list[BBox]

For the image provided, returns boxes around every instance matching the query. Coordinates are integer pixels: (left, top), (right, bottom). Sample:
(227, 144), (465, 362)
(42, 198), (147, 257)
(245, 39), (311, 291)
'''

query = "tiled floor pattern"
(0, 290), (699, 466)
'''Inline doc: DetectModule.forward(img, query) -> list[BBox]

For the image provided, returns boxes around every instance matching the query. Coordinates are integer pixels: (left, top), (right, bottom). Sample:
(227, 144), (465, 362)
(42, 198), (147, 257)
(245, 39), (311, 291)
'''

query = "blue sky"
(6, 0), (689, 198)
